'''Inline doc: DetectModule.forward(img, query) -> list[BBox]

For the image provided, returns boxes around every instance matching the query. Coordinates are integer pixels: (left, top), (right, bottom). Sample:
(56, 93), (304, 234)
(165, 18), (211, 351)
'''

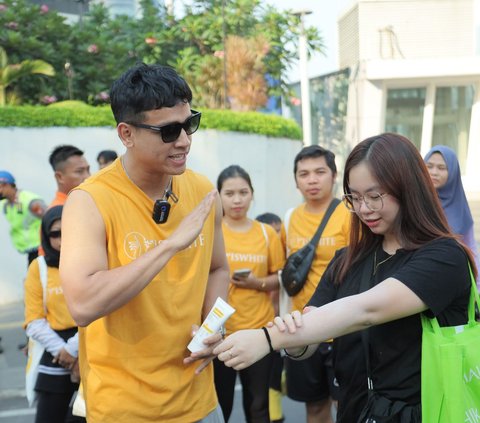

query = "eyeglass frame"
(127, 109), (202, 143)
(342, 192), (389, 212)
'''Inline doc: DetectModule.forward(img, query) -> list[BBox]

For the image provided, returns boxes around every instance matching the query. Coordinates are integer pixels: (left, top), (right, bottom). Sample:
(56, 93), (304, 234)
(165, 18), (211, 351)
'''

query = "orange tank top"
(75, 160), (217, 423)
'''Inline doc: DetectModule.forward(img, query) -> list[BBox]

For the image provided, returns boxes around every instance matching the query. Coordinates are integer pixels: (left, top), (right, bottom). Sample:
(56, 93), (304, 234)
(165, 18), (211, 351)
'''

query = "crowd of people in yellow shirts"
(0, 62), (478, 423)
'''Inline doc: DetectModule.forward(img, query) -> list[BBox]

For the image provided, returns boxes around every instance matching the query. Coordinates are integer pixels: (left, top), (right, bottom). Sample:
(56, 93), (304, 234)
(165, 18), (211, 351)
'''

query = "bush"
(47, 100), (92, 109)
(201, 109), (301, 139)
(0, 105), (114, 127)
(0, 104), (302, 139)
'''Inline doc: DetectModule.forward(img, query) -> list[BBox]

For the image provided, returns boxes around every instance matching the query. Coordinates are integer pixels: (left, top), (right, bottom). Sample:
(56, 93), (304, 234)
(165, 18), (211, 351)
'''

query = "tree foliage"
(0, 47), (55, 106)
(0, 0), (323, 110)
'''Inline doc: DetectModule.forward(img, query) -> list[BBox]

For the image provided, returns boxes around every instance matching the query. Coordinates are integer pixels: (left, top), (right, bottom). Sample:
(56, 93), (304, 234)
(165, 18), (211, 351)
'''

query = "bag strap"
(359, 253), (375, 393)
(284, 207), (295, 256)
(37, 256), (48, 314)
(467, 263), (479, 323)
(309, 198), (341, 246)
(427, 261), (479, 334)
(284, 198), (340, 258)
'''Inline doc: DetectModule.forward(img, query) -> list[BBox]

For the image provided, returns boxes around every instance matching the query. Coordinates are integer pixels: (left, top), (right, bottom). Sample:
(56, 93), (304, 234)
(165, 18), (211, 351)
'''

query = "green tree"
(168, 0), (324, 109)
(0, 0), (323, 108)
(0, 47), (54, 106)
(56, 0), (174, 103)
(0, 0), (71, 103)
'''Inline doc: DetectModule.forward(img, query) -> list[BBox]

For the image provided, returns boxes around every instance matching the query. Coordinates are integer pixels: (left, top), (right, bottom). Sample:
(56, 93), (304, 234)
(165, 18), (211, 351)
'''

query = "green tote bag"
(421, 264), (480, 423)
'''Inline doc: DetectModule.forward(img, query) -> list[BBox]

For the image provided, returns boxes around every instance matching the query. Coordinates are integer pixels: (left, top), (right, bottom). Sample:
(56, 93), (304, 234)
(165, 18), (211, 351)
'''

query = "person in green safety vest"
(0, 170), (47, 266)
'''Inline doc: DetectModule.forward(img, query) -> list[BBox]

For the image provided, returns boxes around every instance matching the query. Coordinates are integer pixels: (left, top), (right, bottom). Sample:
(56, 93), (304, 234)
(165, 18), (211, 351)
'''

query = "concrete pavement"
(0, 301), (34, 422)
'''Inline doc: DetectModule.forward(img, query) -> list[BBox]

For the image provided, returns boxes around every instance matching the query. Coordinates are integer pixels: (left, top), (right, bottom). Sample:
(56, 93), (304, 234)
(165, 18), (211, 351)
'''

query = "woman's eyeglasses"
(342, 192), (389, 212)
(128, 110), (202, 143)
(49, 230), (61, 239)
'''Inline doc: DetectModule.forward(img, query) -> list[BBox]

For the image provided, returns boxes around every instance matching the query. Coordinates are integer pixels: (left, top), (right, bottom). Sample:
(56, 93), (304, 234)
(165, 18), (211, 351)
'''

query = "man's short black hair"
(97, 150), (118, 163)
(110, 63), (193, 125)
(49, 145), (84, 171)
(256, 212), (281, 226)
(293, 145), (337, 176)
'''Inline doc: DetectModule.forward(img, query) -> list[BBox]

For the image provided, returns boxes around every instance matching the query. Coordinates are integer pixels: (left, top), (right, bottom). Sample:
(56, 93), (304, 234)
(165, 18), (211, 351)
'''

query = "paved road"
(0, 301), (305, 422)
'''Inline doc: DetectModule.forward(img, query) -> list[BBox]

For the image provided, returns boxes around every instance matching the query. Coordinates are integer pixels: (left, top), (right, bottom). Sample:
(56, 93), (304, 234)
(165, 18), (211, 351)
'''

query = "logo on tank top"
(226, 252), (267, 263)
(290, 236), (337, 249)
(124, 231), (205, 260)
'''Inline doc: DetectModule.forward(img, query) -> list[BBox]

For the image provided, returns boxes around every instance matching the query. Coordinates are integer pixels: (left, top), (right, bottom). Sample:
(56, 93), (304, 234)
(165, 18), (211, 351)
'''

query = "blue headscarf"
(424, 145), (474, 236)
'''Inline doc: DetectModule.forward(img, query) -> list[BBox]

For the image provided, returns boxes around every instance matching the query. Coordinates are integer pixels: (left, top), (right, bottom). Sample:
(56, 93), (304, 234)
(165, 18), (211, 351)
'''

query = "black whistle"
(152, 200), (171, 224)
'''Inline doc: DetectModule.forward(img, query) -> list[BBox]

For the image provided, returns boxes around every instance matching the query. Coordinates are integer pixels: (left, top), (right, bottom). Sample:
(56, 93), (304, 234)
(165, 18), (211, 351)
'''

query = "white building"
(339, 0), (480, 196)
(286, 0), (480, 239)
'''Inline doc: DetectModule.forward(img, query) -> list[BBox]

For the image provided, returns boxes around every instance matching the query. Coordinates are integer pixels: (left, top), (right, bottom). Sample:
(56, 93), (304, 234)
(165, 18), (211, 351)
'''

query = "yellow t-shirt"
(223, 221), (285, 333)
(24, 259), (76, 330)
(286, 202), (351, 312)
(75, 160), (217, 423)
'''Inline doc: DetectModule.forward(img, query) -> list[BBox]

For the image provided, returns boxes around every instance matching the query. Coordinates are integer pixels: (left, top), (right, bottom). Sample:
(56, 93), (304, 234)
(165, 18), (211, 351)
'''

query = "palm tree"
(0, 47), (55, 106)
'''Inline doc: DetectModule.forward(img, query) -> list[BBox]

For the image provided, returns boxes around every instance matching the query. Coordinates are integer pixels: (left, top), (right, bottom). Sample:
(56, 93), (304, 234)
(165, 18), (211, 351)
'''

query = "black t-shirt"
(309, 238), (471, 423)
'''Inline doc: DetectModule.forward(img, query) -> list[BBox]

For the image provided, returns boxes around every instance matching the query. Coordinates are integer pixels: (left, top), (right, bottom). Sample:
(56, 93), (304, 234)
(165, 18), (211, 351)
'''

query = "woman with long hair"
(214, 165), (285, 423)
(214, 134), (477, 422)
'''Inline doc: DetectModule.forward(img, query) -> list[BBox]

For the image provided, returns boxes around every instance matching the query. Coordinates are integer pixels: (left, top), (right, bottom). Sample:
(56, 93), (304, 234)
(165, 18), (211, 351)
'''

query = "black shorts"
(285, 342), (339, 403)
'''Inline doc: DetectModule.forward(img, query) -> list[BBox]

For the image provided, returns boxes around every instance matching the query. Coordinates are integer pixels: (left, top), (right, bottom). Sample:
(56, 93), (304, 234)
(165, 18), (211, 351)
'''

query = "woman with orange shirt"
(214, 165), (285, 423)
(24, 206), (84, 423)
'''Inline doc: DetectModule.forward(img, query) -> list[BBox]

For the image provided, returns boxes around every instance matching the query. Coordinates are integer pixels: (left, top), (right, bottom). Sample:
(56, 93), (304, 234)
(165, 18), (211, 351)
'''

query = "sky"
(270, 0), (354, 82)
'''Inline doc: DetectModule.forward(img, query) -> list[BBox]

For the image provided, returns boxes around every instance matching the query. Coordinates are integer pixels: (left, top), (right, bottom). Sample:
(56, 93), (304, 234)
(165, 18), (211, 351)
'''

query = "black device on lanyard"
(152, 188), (178, 224)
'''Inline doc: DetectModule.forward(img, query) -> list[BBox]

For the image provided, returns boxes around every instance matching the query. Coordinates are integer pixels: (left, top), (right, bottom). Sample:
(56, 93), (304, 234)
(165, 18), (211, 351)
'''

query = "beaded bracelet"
(261, 326), (274, 353)
(283, 345), (308, 359)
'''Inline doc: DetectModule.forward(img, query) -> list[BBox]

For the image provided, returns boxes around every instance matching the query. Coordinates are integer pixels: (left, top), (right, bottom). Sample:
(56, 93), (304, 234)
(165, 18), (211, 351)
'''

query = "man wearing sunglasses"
(60, 64), (229, 423)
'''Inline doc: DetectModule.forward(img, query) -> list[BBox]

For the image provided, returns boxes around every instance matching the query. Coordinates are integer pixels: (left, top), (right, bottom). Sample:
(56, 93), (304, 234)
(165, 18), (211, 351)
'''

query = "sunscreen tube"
(187, 297), (235, 353)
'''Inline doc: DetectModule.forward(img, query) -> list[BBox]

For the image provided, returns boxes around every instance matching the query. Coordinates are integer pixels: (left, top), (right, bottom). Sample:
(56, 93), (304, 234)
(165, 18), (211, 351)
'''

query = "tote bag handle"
(428, 263), (479, 334)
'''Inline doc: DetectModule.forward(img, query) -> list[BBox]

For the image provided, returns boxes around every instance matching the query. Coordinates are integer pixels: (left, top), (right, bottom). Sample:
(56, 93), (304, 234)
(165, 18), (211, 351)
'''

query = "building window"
(432, 85), (474, 172)
(385, 88), (426, 149)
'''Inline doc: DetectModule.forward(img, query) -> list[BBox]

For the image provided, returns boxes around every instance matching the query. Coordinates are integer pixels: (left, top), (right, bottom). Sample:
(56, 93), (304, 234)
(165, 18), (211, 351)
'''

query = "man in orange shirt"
(283, 146), (351, 423)
(60, 64), (229, 423)
(38, 145), (91, 257)
(48, 145), (90, 207)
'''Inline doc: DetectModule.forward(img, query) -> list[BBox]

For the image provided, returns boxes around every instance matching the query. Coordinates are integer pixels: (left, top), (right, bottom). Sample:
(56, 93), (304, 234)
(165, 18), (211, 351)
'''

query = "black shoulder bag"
(281, 198), (340, 297)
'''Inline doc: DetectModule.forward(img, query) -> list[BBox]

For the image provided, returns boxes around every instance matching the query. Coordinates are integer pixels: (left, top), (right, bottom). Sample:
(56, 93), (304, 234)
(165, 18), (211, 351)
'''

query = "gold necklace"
(373, 249), (395, 275)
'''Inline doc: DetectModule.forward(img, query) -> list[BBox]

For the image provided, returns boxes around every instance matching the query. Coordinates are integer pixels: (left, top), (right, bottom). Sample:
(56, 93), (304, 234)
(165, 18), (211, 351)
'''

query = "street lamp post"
(65, 61), (73, 100)
(293, 9), (313, 146)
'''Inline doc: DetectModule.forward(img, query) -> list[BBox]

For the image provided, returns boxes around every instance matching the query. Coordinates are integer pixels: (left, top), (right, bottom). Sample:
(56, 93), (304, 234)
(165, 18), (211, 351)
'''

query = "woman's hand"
(213, 329), (270, 370)
(264, 306), (316, 357)
(53, 348), (76, 370)
(267, 306), (315, 334)
(183, 324), (224, 374)
(231, 272), (259, 290)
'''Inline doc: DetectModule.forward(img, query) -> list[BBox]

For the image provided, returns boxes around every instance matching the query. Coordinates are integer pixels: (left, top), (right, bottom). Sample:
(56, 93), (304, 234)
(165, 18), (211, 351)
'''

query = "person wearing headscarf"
(24, 205), (85, 423)
(424, 145), (479, 268)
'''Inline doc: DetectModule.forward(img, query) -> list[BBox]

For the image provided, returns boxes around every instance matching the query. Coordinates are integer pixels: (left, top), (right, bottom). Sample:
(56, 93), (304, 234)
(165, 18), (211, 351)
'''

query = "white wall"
(339, 0), (474, 68)
(0, 127), (309, 304)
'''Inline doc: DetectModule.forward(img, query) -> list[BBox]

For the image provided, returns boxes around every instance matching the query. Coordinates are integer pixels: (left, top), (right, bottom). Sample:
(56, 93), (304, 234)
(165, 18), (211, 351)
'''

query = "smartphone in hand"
(233, 268), (251, 279)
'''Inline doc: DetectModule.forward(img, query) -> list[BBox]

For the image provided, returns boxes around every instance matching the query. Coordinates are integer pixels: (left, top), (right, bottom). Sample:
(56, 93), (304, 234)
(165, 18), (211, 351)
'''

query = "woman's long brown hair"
(333, 133), (478, 283)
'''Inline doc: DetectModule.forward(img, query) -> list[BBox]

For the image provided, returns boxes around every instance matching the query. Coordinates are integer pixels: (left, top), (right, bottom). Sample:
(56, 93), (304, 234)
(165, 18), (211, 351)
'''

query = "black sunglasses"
(49, 230), (61, 239)
(128, 110), (202, 143)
